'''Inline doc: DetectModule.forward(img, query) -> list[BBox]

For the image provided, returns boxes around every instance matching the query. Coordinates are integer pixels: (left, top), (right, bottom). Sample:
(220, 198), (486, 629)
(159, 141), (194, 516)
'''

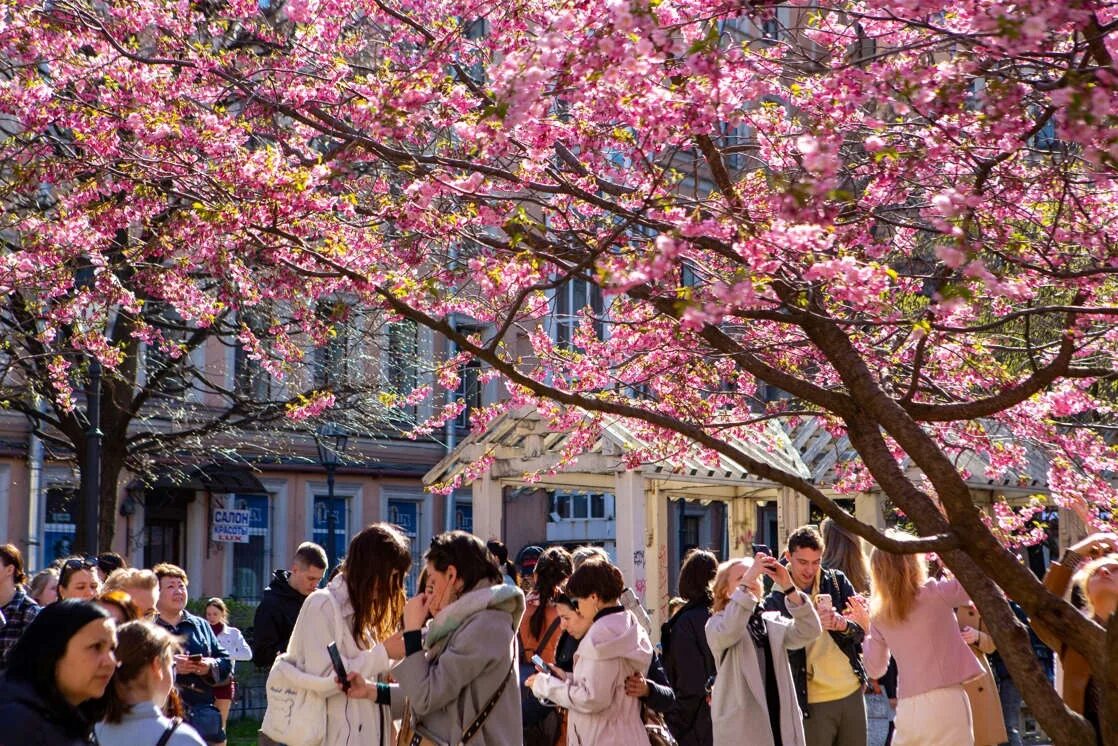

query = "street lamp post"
(316, 423), (349, 573)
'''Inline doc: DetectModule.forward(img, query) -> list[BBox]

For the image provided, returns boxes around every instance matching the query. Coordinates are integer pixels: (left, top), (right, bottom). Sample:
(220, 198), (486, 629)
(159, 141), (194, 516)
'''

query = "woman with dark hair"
(487, 538), (520, 588)
(662, 548), (718, 746)
(527, 557), (655, 744)
(345, 530), (524, 745)
(0, 600), (118, 745)
(519, 546), (573, 745)
(263, 523), (412, 746)
(58, 556), (101, 601)
(96, 621), (205, 745)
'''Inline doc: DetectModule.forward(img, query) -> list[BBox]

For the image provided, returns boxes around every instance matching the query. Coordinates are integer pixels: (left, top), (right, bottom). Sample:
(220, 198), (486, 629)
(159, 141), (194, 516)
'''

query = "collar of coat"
(425, 582), (525, 656)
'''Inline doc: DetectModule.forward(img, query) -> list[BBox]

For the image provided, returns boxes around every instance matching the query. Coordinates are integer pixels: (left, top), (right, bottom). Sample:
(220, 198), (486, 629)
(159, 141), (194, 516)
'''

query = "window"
(313, 303), (350, 389)
(455, 357), (482, 429)
(231, 494), (270, 602)
(234, 313), (273, 400)
(551, 491), (612, 521)
(388, 499), (424, 595)
(43, 486), (77, 565)
(234, 346), (273, 400)
(144, 305), (192, 398)
(554, 278), (604, 349)
(312, 494), (347, 578)
(386, 320), (419, 413)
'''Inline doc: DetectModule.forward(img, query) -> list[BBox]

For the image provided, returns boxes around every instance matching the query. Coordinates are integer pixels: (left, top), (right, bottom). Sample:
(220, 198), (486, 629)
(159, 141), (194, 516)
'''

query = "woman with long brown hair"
(263, 523), (412, 746)
(820, 518), (871, 595)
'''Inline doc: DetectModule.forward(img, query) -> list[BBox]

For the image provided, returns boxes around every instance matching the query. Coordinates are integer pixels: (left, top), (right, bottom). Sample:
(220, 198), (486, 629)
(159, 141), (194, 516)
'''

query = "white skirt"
(893, 683), (974, 746)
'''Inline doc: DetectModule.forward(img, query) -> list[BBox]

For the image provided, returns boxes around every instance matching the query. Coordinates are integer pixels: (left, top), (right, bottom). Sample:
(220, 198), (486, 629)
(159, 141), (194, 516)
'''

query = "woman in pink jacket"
(528, 558), (653, 745)
(856, 532), (983, 746)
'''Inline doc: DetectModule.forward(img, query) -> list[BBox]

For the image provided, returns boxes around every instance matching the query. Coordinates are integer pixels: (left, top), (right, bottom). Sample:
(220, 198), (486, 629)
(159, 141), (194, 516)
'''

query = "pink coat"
(532, 609), (653, 745)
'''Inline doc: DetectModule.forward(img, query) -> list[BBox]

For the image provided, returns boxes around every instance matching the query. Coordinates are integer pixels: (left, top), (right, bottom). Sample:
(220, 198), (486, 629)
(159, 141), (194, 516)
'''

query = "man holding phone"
(764, 526), (867, 746)
(154, 563), (232, 745)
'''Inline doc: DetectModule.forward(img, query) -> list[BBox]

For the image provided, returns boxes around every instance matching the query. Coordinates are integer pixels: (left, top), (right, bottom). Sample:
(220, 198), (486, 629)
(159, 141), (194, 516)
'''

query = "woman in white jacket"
(528, 557), (654, 745)
(265, 523), (412, 746)
(706, 553), (821, 746)
(204, 597), (252, 742)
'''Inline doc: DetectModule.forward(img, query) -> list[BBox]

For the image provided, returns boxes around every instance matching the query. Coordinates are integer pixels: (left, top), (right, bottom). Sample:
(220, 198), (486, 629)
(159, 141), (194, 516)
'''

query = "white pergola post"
(646, 483), (669, 637)
(777, 486), (809, 549)
(614, 470), (647, 608)
(471, 472), (503, 542)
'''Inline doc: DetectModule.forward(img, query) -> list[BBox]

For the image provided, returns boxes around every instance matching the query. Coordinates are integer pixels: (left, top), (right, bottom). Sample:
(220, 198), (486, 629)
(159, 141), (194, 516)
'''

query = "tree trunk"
(98, 460), (121, 555)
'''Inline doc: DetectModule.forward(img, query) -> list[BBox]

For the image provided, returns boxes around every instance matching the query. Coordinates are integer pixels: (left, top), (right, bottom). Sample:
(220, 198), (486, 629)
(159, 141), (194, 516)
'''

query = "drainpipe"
(26, 403), (46, 571)
(444, 314), (458, 532)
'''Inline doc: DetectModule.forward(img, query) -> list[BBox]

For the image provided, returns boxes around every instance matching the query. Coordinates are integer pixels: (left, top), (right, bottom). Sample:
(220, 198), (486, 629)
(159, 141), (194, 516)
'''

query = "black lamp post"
(315, 423), (349, 573)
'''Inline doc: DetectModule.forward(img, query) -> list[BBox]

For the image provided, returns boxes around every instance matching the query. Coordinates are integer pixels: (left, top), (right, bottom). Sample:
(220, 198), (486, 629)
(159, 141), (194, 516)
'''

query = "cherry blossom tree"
(4, 0), (1118, 741)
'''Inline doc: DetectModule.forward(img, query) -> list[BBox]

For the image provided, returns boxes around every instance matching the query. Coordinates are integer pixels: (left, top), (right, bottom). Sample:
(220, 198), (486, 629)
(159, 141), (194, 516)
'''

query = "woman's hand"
(403, 593), (431, 631)
(844, 594), (870, 630)
(341, 671), (370, 699)
(383, 630), (405, 660)
(960, 626), (980, 645)
(547, 663), (566, 681)
(741, 553), (770, 588)
(1072, 532), (1118, 557)
(624, 672), (650, 698)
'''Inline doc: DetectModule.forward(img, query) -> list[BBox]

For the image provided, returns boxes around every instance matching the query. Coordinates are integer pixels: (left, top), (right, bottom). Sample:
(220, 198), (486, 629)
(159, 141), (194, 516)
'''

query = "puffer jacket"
(532, 606), (654, 746)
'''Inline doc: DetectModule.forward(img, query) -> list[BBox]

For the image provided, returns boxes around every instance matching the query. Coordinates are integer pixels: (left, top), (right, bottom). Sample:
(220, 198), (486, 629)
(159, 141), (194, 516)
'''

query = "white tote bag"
(260, 591), (347, 746)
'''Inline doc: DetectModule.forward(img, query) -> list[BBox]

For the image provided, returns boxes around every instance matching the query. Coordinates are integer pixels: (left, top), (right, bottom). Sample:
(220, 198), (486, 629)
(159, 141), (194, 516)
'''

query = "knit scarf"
(424, 582), (525, 658)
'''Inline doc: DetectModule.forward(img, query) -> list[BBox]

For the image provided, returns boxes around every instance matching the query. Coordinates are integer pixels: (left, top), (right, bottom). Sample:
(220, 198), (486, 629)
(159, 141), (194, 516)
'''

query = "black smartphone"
(327, 642), (349, 691)
(752, 543), (772, 557)
(188, 653), (203, 662)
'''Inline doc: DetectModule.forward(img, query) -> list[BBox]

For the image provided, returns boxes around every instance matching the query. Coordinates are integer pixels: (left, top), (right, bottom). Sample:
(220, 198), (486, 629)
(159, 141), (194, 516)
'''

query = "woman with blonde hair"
(263, 523), (413, 746)
(1032, 531), (1118, 742)
(706, 553), (820, 746)
(856, 532), (982, 746)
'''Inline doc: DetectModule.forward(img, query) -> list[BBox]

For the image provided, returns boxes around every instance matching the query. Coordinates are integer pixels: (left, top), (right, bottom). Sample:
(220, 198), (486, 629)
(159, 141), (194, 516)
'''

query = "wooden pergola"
(425, 406), (811, 629)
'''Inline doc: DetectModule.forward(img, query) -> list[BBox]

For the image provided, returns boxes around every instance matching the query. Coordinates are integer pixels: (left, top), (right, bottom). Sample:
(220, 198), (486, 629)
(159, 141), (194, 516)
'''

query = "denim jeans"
(996, 672), (1024, 746)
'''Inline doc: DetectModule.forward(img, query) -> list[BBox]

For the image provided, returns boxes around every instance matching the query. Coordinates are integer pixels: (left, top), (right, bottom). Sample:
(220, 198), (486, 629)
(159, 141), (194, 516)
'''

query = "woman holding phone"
(263, 523), (412, 746)
(343, 531), (525, 746)
(706, 553), (821, 746)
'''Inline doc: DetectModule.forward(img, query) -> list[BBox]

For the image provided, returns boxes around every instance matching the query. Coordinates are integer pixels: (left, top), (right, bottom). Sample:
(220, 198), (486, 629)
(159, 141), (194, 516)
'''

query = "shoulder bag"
(156, 717), (181, 746)
(260, 591), (348, 746)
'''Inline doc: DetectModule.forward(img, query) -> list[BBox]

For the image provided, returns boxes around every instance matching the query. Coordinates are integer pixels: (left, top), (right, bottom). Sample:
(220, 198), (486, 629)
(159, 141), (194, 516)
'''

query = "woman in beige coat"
(956, 603), (1008, 746)
(705, 553), (821, 746)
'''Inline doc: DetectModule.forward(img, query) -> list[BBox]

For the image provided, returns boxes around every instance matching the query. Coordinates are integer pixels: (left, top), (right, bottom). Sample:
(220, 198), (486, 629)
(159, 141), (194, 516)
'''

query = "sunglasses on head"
(63, 557), (96, 572)
(61, 557), (97, 582)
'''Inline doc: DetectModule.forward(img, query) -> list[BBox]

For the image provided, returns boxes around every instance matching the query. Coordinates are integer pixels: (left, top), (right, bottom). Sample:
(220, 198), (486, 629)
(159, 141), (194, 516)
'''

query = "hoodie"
(394, 582), (526, 746)
(252, 569), (308, 669)
(532, 606), (654, 746)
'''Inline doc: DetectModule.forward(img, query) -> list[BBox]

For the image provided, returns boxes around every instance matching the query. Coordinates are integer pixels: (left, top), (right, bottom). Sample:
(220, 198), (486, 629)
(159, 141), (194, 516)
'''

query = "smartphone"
(188, 653), (203, 662)
(751, 543), (772, 557)
(531, 654), (549, 674)
(815, 594), (833, 612)
(327, 642), (349, 691)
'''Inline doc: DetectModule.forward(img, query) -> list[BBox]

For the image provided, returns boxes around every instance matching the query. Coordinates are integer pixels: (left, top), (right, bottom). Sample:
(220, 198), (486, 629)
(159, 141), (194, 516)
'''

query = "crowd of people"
(0, 519), (1107, 745)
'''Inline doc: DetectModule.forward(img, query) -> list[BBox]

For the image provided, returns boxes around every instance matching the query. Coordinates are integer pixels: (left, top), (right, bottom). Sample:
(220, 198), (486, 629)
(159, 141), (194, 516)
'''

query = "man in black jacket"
(252, 542), (326, 670)
(764, 526), (867, 746)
